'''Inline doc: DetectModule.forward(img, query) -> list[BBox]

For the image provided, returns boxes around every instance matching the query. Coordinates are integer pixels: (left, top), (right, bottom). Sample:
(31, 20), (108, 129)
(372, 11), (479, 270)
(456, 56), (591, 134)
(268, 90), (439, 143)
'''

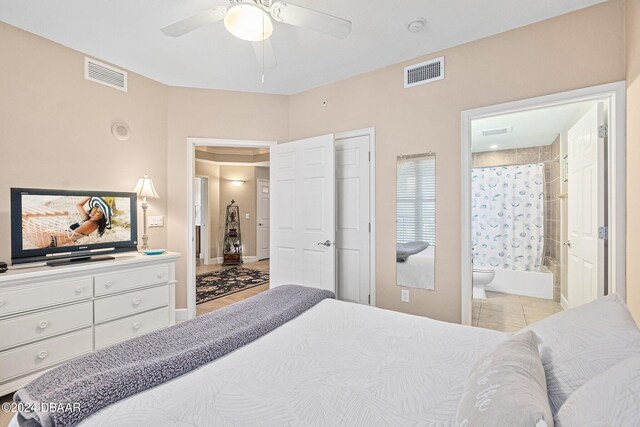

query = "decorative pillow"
(523, 293), (640, 415)
(456, 331), (553, 427)
(555, 354), (640, 427)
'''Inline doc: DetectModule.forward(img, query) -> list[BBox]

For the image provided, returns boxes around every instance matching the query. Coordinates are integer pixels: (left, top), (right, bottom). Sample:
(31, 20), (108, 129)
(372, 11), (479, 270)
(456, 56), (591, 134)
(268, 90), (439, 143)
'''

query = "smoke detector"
(407, 18), (426, 33)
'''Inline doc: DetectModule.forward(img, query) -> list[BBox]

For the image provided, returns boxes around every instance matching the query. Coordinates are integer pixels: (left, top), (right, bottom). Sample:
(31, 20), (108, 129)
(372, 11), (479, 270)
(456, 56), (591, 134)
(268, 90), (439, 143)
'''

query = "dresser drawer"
(94, 265), (169, 296)
(0, 328), (93, 383)
(0, 277), (93, 317)
(0, 302), (93, 351)
(94, 307), (169, 349)
(94, 285), (169, 324)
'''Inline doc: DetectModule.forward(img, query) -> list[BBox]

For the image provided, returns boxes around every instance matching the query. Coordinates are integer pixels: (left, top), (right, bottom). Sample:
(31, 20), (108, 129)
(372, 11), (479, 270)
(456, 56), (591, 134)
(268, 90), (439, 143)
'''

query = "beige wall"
(195, 161), (221, 258)
(167, 87), (288, 308)
(219, 165), (257, 258)
(288, 1), (625, 323)
(1, 0), (632, 321)
(626, 0), (640, 323)
(0, 22), (168, 263)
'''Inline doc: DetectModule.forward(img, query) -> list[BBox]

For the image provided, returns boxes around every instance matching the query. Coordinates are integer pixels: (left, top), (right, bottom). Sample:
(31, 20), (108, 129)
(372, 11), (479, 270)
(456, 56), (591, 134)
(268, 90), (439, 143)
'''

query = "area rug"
(196, 267), (270, 304)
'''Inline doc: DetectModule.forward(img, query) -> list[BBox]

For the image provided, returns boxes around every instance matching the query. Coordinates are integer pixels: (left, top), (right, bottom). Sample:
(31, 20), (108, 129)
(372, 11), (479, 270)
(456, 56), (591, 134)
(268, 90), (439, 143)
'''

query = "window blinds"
(397, 155), (436, 244)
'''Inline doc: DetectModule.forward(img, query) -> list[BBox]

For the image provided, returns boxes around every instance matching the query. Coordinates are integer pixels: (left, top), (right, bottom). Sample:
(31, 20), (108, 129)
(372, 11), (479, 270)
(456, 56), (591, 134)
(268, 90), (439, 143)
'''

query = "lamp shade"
(132, 174), (159, 199)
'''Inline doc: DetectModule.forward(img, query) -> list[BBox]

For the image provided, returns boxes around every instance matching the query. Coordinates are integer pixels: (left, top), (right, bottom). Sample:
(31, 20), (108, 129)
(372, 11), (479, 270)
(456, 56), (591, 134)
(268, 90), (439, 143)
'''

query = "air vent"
(481, 127), (512, 137)
(84, 57), (127, 92)
(404, 56), (444, 88)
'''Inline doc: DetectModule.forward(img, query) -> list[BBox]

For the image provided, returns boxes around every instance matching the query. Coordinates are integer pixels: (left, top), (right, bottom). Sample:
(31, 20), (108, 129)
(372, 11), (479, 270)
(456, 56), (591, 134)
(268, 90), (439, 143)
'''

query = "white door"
(270, 134), (336, 292)
(567, 103), (605, 308)
(335, 135), (370, 304)
(256, 179), (270, 260)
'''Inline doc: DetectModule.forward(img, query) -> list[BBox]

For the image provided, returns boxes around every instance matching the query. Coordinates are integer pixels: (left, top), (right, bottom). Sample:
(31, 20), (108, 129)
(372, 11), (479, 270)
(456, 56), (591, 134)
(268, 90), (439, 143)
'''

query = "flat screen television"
(11, 188), (138, 265)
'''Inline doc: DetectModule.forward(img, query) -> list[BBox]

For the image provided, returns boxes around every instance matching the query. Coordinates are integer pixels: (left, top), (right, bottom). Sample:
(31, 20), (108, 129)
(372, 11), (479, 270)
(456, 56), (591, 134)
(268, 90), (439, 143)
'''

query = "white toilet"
(472, 268), (495, 300)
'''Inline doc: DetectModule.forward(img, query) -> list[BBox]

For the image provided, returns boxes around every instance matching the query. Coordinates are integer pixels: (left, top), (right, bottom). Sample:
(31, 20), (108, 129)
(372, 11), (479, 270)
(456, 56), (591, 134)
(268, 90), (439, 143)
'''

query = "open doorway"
(461, 82), (626, 330)
(186, 130), (376, 320)
(189, 141), (274, 317)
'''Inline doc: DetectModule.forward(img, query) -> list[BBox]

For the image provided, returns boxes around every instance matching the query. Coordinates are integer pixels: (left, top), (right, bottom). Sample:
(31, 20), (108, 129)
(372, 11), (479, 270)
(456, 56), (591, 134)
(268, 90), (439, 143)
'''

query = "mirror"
(396, 153), (436, 290)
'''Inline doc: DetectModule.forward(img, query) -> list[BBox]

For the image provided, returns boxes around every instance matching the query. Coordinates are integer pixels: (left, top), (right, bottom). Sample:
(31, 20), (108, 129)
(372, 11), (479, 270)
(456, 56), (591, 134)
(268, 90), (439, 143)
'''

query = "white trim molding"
(460, 81), (626, 326)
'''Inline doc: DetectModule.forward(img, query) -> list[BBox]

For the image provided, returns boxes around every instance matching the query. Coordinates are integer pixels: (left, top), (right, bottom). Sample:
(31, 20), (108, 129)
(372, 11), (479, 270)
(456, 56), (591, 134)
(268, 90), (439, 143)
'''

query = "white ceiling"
(471, 101), (597, 153)
(0, 0), (604, 94)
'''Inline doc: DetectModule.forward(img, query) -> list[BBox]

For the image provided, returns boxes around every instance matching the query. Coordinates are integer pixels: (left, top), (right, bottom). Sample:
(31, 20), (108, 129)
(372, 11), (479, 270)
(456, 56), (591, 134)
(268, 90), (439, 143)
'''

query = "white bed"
(397, 246), (435, 290)
(12, 298), (505, 427)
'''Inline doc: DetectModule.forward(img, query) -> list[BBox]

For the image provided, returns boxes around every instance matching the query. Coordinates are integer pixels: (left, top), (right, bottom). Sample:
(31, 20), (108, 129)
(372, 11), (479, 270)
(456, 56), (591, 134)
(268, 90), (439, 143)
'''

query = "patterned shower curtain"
(471, 163), (545, 272)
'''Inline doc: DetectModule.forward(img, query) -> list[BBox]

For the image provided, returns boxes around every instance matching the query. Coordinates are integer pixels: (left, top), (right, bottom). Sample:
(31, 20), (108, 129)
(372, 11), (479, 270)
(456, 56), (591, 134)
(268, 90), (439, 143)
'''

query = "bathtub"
(485, 266), (554, 300)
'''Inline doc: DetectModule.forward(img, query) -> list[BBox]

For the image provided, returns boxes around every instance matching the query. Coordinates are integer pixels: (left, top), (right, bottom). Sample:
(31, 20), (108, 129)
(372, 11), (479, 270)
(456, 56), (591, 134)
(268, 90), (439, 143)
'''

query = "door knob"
(317, 240), (332, 247)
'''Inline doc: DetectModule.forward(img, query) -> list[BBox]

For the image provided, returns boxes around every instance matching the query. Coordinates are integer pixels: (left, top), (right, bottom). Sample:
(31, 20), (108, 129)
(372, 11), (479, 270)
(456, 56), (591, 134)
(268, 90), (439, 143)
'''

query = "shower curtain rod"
(473, 159), (559, 169)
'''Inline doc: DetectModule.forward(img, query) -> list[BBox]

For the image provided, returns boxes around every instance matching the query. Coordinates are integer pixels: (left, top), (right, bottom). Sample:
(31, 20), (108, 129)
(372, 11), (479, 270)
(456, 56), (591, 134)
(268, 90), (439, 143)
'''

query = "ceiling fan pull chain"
(261, 14), (266, 84)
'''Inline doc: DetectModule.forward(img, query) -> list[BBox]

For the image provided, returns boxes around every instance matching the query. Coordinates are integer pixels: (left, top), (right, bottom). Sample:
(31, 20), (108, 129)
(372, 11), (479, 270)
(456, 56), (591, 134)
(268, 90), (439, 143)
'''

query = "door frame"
(186, 138), (277, 320)
(256, 178), (270, 261)
(334, 127), (377, 307)
(460, 81), (626, 326)
(194, 175), (210, 265)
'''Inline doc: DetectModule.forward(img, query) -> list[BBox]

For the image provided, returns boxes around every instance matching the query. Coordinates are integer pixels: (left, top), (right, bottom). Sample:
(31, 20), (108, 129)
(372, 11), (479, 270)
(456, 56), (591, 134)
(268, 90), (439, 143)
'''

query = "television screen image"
(20, 194), (132, 250)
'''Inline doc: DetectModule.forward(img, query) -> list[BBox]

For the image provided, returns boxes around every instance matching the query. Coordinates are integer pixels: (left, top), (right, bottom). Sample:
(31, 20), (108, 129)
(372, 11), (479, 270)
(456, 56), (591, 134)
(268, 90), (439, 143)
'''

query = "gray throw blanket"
(14, 285), (335, 427)
(397, 241), (429, 262)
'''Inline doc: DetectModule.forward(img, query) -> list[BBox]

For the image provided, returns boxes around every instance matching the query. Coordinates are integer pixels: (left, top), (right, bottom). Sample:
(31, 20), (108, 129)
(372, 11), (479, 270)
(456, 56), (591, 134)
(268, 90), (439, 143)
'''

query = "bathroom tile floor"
(473, 291), (563, 332)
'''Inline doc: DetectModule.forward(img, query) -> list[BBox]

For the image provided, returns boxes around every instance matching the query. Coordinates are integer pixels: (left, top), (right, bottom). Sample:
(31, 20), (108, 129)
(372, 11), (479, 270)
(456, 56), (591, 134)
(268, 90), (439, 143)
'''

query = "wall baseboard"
(561, 294), (569, 310)
(175, 308), (189, 322)
(207, 256), (260, 265)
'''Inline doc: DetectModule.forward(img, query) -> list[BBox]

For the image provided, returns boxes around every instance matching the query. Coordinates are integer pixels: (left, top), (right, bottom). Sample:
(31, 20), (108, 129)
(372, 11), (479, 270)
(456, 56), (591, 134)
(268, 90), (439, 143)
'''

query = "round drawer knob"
(132, 299), (141, 307)
(156, 273), (164, 279)
(75, 286), (85, 294)
(38, 320), (49, 329)
(132, 322), (141, 330)
(37, 350), (48, 359)
(104, 281), (114, 288)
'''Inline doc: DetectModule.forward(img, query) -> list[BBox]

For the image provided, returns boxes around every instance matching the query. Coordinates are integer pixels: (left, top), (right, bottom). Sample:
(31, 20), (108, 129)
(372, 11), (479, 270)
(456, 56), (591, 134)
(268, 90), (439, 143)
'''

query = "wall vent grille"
(404, 56), (444, 88)
(481, 127), (511, 137)
(84, 57), (127, 92)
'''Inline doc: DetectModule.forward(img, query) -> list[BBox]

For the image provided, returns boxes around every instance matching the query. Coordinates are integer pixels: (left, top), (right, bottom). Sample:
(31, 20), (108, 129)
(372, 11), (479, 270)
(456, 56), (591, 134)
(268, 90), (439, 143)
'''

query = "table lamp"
(132, 174), (159, 250)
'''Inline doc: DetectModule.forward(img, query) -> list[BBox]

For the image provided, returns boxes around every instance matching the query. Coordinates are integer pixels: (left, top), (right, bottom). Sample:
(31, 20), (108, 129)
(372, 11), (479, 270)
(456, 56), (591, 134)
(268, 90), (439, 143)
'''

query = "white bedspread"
(12, 299), (506, 427)
(397, 246), (435, 290)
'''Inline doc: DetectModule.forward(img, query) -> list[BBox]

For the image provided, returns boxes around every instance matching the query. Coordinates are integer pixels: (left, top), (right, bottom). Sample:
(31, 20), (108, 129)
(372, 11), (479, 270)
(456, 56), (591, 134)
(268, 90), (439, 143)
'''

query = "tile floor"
(473, 291), (563, 332)
(196, 259), (270, 317)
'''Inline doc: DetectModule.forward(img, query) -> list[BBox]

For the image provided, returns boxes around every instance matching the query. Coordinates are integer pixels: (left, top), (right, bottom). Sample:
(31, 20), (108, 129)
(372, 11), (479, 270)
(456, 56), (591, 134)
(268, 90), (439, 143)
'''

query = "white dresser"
(0, 252), (179, 395)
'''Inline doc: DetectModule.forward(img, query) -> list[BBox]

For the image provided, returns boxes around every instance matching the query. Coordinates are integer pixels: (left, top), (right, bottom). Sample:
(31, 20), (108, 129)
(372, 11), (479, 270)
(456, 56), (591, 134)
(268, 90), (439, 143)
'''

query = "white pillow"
(456, 331), (553, 427)
(555, 354), (640, 426)
(523, 293), (640, 414)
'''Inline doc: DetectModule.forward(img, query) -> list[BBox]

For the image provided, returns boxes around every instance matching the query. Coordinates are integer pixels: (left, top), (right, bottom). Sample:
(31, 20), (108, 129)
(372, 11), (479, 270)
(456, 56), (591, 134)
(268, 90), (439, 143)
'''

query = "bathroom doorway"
(460, 82), (626, 330)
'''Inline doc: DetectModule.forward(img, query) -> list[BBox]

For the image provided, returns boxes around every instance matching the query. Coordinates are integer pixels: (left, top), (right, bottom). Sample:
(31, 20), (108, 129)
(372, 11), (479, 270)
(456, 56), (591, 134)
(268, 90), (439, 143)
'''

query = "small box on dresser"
(0, 251), (179, 396)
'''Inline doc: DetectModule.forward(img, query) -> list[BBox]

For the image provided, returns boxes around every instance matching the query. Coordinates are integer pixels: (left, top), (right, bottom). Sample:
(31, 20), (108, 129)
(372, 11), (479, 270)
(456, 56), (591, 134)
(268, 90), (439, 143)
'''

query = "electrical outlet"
(401, 289), (410, 303)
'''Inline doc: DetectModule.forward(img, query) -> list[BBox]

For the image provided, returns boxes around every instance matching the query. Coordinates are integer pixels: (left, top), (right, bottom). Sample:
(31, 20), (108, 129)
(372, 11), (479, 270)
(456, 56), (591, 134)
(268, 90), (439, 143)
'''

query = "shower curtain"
(471, 163), (545, 272)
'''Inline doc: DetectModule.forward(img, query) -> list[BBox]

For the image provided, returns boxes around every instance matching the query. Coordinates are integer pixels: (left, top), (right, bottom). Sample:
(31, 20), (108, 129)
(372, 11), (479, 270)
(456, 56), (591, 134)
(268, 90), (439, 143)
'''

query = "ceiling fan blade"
(252, 39), (277, 69)
(161, 6), (227, 37)
(270, 1), (351, 39)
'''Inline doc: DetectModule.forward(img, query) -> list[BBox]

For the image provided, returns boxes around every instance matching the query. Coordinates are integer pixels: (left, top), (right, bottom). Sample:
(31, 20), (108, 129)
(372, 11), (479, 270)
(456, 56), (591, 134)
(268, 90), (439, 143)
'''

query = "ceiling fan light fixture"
(224, 3), (273, 42)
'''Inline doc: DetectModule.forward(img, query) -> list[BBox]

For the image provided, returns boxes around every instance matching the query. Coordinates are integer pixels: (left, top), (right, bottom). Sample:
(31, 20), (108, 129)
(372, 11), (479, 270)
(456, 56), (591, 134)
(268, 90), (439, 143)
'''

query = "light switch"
(148, 215), (164, 227)
(245, 213), (250, 220)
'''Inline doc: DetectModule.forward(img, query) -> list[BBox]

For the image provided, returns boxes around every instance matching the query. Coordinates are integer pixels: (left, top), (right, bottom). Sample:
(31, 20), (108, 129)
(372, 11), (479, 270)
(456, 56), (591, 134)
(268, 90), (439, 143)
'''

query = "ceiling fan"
(161, 0), (352, 70)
